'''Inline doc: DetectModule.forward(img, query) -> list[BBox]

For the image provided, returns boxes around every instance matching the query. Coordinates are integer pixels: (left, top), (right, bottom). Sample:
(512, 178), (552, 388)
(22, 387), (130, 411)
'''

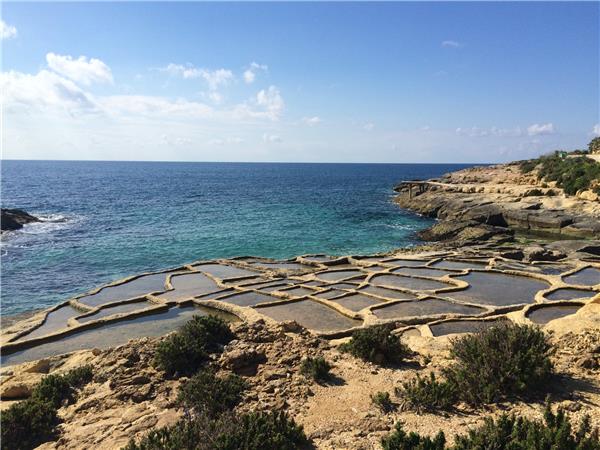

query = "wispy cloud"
(243, 62), (268, 84)
(527, 123), (555, 136)
(363, 122), (375, 131)
(0, 19), (17, 40)
(592, 124), (600, 136)
(46, 53), (113, 85)
(208, 137), (244, 146)
(255, 86), (284, 120)
(456, 126), (523, 138)
(262, 133), (282, 143)
(302, 116), (321, 126)
(441, 40), (463, 48)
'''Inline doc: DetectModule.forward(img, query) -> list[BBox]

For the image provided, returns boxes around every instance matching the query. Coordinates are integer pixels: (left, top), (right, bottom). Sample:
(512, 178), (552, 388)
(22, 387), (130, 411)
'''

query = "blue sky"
(2, 2), (599, 163)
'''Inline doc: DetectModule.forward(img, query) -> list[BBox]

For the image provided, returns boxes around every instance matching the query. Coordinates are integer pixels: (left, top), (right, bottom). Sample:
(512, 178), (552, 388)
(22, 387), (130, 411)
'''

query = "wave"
(1, 213), (84, 244)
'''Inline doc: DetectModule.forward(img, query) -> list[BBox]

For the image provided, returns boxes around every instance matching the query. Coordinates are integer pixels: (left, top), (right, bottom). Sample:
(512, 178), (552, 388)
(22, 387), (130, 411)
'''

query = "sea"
(1, 161), (473, 316)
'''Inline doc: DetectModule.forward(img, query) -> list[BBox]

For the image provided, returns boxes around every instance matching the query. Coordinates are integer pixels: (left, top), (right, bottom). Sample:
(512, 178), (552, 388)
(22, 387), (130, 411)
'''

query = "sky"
(1, 2), (599, 163)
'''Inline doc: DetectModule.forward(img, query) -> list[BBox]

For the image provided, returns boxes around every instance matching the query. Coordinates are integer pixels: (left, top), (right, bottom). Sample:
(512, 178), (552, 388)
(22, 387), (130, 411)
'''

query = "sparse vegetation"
(154, 315), (234, 376)
(382, 403), (600, 450)
(396, 373), (456, 413)
(177, 369), (247, 418)
(443, 323), (553, 405)
(1, 366), (94, 450)
(371, 391), (395, 413)
(590, 137), (600, 154)
(339, 325), (411, 365)
(300, 356), (332, 382)
(519, 147), (600, 195)
(524, 188), (544, 197)
(123, 411), (310, 450)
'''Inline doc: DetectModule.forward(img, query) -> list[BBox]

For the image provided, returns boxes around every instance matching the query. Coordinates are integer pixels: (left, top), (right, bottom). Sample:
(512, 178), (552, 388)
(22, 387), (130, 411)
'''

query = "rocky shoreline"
(394, 162), (600, 245)
(1, 208), (39, 232)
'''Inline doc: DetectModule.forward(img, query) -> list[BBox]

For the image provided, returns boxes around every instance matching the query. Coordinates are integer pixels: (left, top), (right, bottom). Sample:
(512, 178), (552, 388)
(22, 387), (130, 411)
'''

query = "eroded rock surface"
(1, 208), (39, 231)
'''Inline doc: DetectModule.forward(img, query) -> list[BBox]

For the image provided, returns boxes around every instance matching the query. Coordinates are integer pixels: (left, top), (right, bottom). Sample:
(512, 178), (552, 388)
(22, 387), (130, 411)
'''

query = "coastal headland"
(1, 159), (599, 449)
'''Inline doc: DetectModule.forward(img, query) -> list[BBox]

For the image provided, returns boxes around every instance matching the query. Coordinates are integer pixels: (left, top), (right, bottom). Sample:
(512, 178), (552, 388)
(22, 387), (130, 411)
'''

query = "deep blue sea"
(1, 161), (472, 315)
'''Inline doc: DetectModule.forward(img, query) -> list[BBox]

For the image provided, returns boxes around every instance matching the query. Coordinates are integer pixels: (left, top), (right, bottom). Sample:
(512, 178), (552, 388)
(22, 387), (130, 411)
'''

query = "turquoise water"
(1, 161), (471, 315)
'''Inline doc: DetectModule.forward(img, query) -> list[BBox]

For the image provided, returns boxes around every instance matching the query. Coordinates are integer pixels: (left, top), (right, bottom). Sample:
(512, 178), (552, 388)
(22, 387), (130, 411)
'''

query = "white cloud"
(256, 86), (284, 120)
(208, 137), (244, 146)
(456, 126), (524, 138)
(46, 53), (113, 86)
(0, 19), (17, 40)
(243, 62), (268, 84)
(527, 123), (555, 136)
(302, 116), (321, 126)
(441, 40), (462, 48)
(363, 122), (375, 131)
(161, 64), (233, 90)
(1, 69), (97, 113)
(592, 124), (600, 136)
(262, 133), (282, 143)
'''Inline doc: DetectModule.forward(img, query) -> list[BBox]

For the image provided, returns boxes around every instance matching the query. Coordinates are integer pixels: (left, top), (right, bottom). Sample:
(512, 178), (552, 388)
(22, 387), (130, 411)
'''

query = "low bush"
(443, 323), (553, 404)
(154, 315), (234, 376)
(177, 369), (247, 418)
(382, 422), (446, 450)
(396, 373), (456, 413)
(300, 356), (332, 382)
(383, 403), (599, 450)
(124, 411), (310, 450)
(1, 366), (94, 450)
(371, 391), (395, 413)
(524, 188), (544, 197)
(339, 325), (411, 365)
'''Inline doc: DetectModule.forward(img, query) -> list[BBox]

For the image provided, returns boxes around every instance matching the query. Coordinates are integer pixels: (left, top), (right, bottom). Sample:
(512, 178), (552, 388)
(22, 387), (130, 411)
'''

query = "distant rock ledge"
(1, 208), (39, 231)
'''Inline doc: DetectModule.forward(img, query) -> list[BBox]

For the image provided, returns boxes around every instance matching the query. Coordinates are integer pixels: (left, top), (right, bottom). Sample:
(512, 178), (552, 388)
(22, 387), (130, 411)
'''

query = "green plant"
(300, 356), (332, 382)
(177, 369), (247, 418)
(443, 323), (553, 404)
(154, 315), (234, 376)
(371, 391), (395, 413)
(382, 422), (446, 450)
(124, 411), (310, 450)
(589, 137), (600, 154)
(339, 325), (411, 365)
(214, 411), (309, 450)
(1, 366), (94, 450)
(524, 188), (544, 197)
(396, 373), (457, 413)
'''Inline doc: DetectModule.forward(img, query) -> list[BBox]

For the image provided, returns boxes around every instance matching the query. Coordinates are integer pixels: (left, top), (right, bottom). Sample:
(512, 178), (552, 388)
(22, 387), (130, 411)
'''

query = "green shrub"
(371, 391), (395, 413)
(154, 315), (234, 376)
(383, 403), (599, 450)
(520, 151), (600, 195)
(339, 325), (411, 365)
(452, 405), (600, 450)
(177, 369), (247, 418)
(589, 137), (600, 154)
(444, 323), (552, 404)
(382, 422), (446, 450)
(124, 411), (310, 450)
(215, 411), (309, 450)
(300, 356), (332, 382)
(524, 188), (544, 197)
(0, 398), (59, 450)
(396, 373), (457, 413)
(1, 366), (94, 450)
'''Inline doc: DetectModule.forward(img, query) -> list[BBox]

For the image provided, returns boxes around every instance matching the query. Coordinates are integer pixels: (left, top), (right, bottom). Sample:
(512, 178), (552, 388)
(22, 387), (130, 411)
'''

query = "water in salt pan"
(391, 267), (453, 278)
(527, 305), (582, 325)
(382, 259), (429, 267)
(371, 274), (452, 291)
(431, 260), (487, 270)
(256, 300), (361, 332)
(358, 285), (417, 300)
(373, 299), (485, 320)
(77, 300), (153, 323)
(313, 289), (347, 299)
(221, 291), (280, 306)
(447, 271), (547, 306)
(157, 272), (221, 301)
(563, 267), (600, 286)
(545, 288), (595, 301)
(77, 272), (170, 307)
(252, 262), (309, 271)
(429, 318), (510, 337)
(280, 287), (317, 297)
(15, 305), (84, 341)
(2, 306), (237, 366)
(194, 264), (259, 279)
(316, 270), (363, 281)
(329, 293), (382, 311)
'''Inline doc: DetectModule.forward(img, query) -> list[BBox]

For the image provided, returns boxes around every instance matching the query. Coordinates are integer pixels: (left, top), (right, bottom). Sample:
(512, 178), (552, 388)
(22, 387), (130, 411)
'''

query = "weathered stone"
(1, 208), (39, 231)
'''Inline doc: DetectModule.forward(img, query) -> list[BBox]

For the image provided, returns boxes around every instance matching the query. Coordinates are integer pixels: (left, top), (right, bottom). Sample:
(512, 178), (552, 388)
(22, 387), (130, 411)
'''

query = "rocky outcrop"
(395, 164), (600, 242)
(1, 208), (39, 231)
